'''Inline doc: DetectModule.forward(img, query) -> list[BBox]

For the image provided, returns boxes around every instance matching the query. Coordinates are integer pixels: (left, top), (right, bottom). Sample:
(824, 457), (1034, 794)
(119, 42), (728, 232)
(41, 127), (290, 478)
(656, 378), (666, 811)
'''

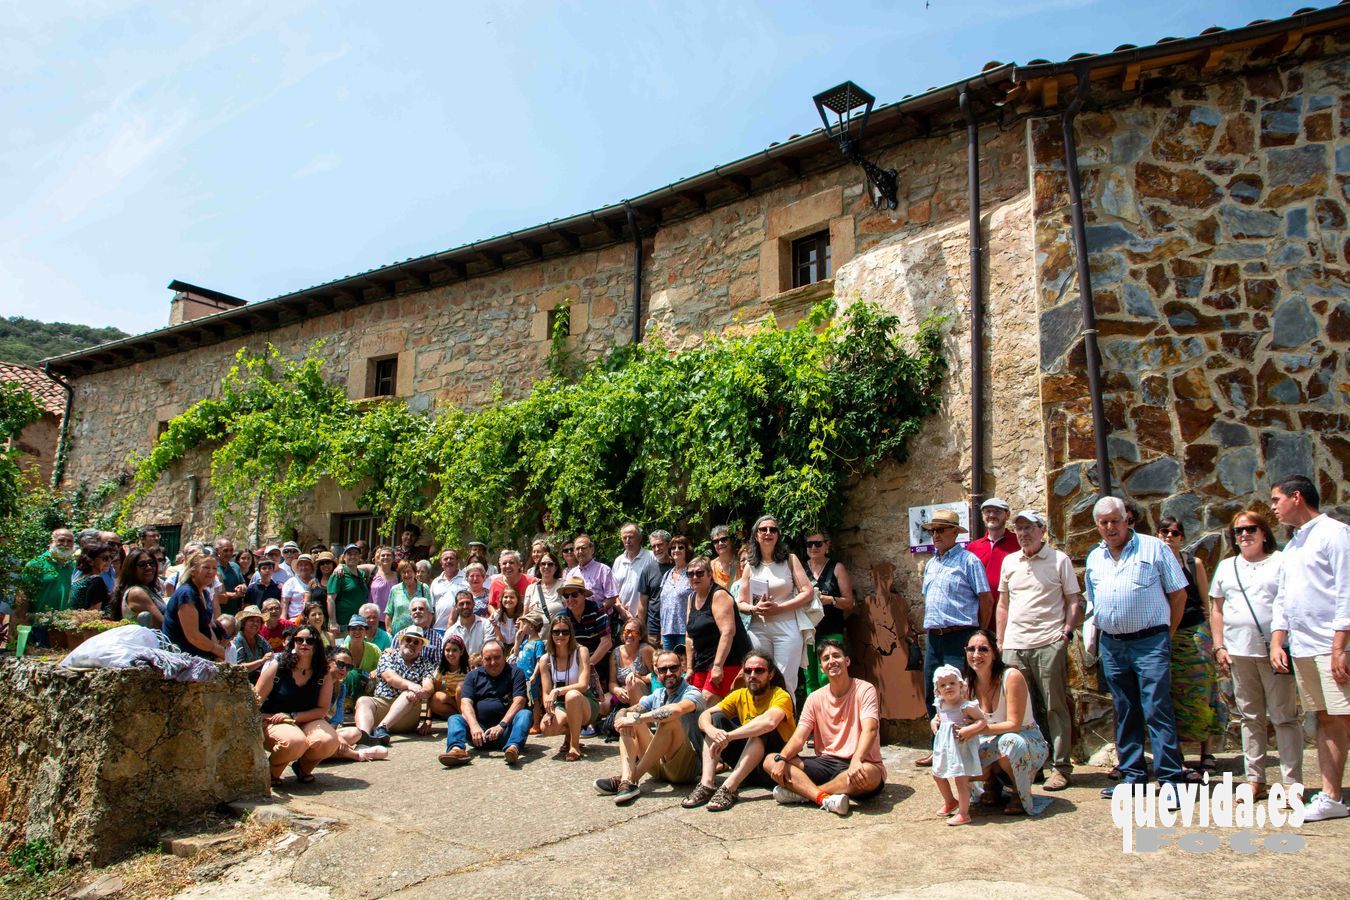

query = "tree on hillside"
(0, 317), (130, 366)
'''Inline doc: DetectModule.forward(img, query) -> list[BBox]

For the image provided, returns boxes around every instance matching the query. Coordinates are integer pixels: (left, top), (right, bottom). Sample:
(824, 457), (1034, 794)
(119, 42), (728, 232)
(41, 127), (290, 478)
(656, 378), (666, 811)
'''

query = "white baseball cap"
(981, 498), (1011, 512)
(1014, 509), (1047, 527)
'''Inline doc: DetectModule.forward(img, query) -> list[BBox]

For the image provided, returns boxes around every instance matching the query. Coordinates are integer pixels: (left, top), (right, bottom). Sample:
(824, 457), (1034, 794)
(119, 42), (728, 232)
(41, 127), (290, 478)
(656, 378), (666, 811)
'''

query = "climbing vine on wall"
(123, 300), (948, 544)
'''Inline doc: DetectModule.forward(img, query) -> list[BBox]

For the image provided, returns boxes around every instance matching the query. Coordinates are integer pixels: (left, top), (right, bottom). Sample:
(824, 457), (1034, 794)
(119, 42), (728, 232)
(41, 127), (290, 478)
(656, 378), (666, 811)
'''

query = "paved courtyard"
(189, 731), (1346, 899)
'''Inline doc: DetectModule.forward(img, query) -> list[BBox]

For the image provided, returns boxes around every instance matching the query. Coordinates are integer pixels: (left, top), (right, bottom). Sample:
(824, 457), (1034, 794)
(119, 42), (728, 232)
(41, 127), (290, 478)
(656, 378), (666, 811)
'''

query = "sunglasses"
(539, 560), (556, 567)
(712, 536), (730, 545)
(804, 540), (826, 548)
(687, 570), (708, 578)
(742, 666), (769, 675)
(1158, 529), (1183, 537)
(136, 559), (156, 568)
(551, 629), (571, 636)
(757, 526), (779, 535)
(333, 661), (352, 671)
(562, 547), (575, 554)
(656, 664), (681, 674)
(1233, 525), (1260, 536)
(965, 645), (991, 655)
(928, 525), (953, 532)
(562, 591), (584, 599)
(293, 636), (317, 646)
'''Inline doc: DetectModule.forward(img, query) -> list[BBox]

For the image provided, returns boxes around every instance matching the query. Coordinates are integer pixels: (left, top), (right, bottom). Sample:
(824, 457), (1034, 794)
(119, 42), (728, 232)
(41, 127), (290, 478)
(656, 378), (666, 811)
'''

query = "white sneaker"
(820, 793), (849, 816)
(1302, 792), (1349, 822)
(773, 785), (812, 805)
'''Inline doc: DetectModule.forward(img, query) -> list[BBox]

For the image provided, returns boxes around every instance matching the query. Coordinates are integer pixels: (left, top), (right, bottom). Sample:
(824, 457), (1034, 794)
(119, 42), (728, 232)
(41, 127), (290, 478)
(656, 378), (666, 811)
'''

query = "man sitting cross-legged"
(354, 625), (437, 746)
(683, 650), (796, 813)
(594, 649), (704, 804)
(439, 639), (531, 767)
(763, 639), (887, 816)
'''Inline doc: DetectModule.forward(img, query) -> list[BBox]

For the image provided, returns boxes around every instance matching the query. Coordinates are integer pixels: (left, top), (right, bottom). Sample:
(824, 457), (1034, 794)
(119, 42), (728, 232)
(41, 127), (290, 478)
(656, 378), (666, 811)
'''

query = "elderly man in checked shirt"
(1084, 496), (1189, 797)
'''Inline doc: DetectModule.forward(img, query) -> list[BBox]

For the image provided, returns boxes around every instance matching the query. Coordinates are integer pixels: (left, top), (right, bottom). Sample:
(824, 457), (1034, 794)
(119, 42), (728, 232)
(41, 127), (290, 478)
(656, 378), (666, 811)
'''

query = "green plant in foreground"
(119, 299), (948, 546)
(6, 839), (60, 878)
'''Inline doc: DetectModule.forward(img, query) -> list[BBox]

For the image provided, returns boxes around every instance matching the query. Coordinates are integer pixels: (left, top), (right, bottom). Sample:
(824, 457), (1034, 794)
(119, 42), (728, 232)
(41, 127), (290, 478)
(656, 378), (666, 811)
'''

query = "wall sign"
(907, 502), (971, 553)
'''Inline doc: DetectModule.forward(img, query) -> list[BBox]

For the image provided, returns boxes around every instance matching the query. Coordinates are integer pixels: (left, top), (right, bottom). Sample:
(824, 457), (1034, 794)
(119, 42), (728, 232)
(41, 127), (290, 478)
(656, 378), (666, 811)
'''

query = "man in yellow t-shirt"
(684, 650), (796, 813)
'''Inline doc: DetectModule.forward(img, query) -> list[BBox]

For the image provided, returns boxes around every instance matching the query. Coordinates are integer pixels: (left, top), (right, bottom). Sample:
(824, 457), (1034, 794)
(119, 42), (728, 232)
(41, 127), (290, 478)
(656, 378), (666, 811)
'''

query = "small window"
(156, 421), (170, 439)
(371, 356), (398, 397)
(791, 230), (832, 288)
(547, 306), (570, 338)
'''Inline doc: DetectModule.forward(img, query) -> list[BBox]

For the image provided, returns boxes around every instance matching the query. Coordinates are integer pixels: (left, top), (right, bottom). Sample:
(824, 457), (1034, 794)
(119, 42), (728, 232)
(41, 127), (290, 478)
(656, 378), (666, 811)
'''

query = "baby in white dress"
(930, 664), (987, 826)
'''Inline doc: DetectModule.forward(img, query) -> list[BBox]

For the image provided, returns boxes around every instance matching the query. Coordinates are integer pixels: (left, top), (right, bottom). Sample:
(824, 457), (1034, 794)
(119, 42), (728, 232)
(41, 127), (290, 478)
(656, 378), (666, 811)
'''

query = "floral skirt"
(1170, 623), (1227, 743)
(977, 724), (1049, 814)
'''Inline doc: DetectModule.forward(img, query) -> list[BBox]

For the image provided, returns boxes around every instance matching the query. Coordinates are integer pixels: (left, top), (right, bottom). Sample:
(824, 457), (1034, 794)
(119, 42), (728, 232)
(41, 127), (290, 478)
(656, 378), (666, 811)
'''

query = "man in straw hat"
(354, 624), (438, 746)
(914, 508), (991, 768)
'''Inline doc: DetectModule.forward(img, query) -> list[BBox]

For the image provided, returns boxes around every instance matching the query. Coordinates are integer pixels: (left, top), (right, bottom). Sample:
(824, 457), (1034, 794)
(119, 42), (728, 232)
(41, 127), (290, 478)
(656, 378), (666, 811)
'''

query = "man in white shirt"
(1270, 474), (1350, 822)
(611, 523), (660, 631)
(996, 510), (1082, 791)
(431, 549), (468, 630)
(447, 590), (497, 657)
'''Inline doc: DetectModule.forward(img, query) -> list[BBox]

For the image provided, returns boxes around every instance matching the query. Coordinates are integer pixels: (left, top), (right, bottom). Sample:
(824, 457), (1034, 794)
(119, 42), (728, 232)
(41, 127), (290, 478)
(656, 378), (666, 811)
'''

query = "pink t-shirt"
(369, 570), (395, 616)
(799, 679), (885, 770)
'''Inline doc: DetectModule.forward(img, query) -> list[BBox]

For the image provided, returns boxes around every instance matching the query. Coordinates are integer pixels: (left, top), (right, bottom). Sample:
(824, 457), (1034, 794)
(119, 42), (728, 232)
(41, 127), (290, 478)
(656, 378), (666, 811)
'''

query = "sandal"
(937, 800), (960, 817)
(706, 785), (739, 812)
(978, 785), (1005, 807)
(1183, 767), (1205, 784)
(290, 762), (315, 784)
(564, 748), (585, 762)
(1003, 797), (1027, 816)
(682, 783), (716, 808)
(1199, 754), (1218, 774)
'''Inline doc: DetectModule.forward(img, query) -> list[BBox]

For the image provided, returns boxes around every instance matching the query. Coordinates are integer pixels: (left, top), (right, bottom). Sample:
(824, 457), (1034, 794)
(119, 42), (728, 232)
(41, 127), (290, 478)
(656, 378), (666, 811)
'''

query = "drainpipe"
(43, 363), (74, 489)
(1060, 69), (1114, 497)
(960, 86), (987, 538)
(624, 203), (643, 345)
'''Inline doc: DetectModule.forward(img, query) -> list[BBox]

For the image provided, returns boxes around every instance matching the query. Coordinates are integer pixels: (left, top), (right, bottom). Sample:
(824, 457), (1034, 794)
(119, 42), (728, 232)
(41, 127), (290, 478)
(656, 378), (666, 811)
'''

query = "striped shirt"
(1084, 532), (1187, 635)
(921, 546), (990, 629)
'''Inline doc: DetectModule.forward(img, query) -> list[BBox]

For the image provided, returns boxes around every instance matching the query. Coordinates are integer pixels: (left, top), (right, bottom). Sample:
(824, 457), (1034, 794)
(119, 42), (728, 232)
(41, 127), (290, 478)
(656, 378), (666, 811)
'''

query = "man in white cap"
(355, 624), (438, 745)
(996, 509), (1082, 790)
(968, 498), (1019, 631)
(914, 508), (990, 767)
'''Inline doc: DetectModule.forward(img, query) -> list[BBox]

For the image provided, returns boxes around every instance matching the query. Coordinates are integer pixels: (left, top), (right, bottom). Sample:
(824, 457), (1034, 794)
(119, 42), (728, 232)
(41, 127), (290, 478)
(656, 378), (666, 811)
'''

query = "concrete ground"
(189, 731), (1347, 899)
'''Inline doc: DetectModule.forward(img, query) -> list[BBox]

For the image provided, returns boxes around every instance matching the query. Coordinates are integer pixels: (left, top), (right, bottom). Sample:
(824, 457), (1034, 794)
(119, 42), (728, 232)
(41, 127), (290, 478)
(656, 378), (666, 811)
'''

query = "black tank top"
(686, 588), (751, 671)
(809, 559), (847, 637)
(1178, 553), (1205, 630)
(260, 664), (325, 714)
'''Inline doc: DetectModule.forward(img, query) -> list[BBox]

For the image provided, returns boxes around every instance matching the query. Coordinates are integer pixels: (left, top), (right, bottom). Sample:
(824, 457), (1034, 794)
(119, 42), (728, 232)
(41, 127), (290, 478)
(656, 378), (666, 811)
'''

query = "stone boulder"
(0, 659), (268, 865)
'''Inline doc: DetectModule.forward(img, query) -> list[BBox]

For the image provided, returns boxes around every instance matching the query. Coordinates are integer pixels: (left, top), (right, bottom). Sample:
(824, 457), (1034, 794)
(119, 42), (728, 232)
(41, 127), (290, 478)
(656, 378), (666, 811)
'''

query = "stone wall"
(0, 658), (268, 865)
(1033, 43), (1350, 557)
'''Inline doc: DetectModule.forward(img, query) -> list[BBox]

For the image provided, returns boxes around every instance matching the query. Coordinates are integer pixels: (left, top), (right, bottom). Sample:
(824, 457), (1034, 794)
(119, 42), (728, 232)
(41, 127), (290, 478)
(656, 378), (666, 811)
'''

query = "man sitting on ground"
(595, 649), (704, 804)
(764, 639), (886, 816)
(355, 625), (437, 745)
(685, 650), (796, 812)
(439, 640), (530, 767)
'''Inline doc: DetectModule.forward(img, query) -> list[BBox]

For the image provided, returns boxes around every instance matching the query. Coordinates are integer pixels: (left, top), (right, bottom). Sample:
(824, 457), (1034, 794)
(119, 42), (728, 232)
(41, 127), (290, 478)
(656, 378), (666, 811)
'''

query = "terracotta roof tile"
(0, 361), (64, 416)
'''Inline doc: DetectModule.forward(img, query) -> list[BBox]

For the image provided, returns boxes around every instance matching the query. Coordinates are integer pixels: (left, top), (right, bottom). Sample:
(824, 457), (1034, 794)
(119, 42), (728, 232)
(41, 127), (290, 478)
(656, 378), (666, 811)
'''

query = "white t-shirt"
(281, 575), (311, 619)
(1210, 551), (1283, 658)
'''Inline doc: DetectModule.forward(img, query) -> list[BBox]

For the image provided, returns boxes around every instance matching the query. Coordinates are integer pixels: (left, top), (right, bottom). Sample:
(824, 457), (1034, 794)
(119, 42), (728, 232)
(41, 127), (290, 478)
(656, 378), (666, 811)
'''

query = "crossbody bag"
(1232, 560), (1290, 674)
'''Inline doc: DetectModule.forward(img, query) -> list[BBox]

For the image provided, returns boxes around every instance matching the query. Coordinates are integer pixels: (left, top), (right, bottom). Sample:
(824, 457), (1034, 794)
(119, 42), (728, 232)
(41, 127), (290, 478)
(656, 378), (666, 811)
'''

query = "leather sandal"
(682, 783), (716, 808)
(706, 785), (739, 812)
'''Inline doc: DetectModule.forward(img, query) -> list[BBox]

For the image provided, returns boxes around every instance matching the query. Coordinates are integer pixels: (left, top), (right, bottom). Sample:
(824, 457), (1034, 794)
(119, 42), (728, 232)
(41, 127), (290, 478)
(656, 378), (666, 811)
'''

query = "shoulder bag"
(1232, 559), (1290, 674)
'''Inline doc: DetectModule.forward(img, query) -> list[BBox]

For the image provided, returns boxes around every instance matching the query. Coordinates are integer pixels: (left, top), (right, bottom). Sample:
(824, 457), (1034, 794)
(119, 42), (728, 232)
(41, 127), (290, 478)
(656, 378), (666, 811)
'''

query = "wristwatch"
(773, 753), (786, 763)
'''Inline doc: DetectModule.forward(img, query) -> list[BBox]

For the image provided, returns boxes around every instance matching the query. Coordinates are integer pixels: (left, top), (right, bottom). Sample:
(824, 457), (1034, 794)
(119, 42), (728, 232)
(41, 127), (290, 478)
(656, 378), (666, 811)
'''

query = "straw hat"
(921, 509), (968, 534)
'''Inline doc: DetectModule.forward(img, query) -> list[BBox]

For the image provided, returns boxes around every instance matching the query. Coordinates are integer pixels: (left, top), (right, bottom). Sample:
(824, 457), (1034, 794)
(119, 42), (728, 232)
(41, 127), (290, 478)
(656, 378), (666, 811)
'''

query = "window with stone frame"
(791, 230), (832, 288)
(370, 356), (398, 398)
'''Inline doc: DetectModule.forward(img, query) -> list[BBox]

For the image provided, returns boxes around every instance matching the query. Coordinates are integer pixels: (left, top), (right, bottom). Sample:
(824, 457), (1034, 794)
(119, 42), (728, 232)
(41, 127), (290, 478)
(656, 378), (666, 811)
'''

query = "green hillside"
(0, 316), (130, 366)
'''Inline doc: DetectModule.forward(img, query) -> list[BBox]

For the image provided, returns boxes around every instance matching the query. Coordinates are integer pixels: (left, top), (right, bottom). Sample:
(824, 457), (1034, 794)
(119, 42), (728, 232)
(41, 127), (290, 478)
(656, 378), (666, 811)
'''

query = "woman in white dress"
(737, 515), (813, 697)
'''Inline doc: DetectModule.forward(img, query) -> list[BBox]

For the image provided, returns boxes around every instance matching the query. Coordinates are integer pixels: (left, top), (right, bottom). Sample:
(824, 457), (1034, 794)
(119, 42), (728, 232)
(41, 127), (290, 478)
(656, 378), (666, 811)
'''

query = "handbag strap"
(1232, 559), (1266, 640)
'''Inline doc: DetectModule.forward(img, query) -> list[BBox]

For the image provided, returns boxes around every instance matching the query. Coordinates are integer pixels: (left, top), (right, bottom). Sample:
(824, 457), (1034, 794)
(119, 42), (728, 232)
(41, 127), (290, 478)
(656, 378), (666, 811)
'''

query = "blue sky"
(0, 0), (1308, 334)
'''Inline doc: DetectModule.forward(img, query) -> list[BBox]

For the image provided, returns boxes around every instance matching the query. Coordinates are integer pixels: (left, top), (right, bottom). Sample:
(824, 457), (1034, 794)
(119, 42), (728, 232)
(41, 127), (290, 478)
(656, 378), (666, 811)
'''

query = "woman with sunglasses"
(610, 619), (655, 708)
(962, 629), (1048, 815)
(326, 649), (391, 764)
(538, 615), (600, 761)
(709, 526), (740, 592)
(801, 529), (856, 693)
(254, 625), (341, 785)
(70, 538), (114, 614)
(739, 515), (814, 697)
(686, 555), (751, 701)
(1208, 509), (1298, 801)
(114, 548), (166, 626)
(1157, 516), (1224, 780)
(525, 549), (566, 619)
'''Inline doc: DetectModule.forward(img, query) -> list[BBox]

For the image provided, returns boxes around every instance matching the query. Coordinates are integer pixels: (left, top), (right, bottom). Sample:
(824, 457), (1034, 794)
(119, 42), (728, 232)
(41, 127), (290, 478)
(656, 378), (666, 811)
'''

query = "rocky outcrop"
(0, 659), (268, 865)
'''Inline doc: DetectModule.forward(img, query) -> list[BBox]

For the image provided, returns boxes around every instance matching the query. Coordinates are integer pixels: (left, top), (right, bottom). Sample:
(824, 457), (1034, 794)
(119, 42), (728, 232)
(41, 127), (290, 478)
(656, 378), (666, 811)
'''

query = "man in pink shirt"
(487, 549), (536, 609)
(762, 640), (886, 815)
(967, 498), (1020, 631)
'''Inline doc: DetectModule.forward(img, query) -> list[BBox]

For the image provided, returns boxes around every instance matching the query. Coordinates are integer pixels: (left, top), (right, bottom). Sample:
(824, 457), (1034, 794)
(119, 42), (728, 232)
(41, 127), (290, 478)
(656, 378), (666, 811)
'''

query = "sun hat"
(557, 575), (593, 597)
(921, 509), (969, 534)
(237, 605), (264, 624)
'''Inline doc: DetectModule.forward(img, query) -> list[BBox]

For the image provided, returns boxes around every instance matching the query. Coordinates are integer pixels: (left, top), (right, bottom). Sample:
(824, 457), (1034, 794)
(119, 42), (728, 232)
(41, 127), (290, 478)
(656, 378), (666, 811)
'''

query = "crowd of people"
(9, 472), (1348, 823)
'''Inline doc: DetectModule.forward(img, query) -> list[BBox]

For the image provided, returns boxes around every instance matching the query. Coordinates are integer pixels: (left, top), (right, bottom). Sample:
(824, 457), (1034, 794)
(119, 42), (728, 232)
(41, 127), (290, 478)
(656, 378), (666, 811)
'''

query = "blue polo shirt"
(921, 546), (990, 629)
(1084, 531), (1187, 635)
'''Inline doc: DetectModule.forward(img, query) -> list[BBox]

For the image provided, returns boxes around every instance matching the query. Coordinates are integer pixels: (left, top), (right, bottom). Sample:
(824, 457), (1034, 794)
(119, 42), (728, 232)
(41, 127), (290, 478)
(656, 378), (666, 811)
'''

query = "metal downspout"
(43, 363), (73, 489)
(1061, 69), (1114, 497)
(960, 86), (986, 538)
(624, 203), (644, 345)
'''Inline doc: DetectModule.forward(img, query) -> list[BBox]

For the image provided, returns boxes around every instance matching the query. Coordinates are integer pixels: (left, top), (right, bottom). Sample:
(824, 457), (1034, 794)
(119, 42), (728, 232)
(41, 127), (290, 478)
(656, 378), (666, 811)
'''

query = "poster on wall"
(907, 502), (970, 553)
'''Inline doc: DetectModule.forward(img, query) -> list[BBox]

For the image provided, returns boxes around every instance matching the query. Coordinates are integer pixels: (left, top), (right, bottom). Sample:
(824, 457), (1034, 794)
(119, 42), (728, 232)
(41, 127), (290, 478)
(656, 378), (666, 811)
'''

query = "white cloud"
(294, 152), (340, 179)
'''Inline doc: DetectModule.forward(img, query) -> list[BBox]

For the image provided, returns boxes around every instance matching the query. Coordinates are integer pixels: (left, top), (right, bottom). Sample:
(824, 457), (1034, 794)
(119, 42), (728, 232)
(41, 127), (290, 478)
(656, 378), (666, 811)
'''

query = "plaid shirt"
(921, 546), (990, 629)
(1084, 532), (1187, 635)
(373, 647), (438, 700)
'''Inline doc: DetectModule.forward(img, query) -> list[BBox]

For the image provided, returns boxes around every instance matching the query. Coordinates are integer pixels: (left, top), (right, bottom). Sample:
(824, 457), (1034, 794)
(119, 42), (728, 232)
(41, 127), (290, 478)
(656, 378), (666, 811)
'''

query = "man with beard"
(685, 650), (796, 812)
(12, 528), (77, 642)
(355, 625), (438, 745)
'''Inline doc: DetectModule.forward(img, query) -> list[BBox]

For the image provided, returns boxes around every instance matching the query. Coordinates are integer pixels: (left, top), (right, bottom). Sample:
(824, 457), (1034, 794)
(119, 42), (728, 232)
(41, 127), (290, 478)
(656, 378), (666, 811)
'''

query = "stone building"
(0, 361), (64, 485)
(44, 7), (1350, 714)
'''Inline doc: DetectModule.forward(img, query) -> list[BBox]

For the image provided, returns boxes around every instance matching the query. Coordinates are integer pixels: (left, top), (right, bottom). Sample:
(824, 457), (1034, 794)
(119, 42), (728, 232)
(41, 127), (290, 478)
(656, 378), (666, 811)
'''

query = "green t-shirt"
(21, 552), (75, 614)
(328, 566), (371, 627)
(337, 637), (381, 695)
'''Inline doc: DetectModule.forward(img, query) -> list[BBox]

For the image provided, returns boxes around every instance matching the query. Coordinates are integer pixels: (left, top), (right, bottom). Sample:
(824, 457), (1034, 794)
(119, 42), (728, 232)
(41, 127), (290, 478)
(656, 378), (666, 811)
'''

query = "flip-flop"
(290, 762), (316, 784)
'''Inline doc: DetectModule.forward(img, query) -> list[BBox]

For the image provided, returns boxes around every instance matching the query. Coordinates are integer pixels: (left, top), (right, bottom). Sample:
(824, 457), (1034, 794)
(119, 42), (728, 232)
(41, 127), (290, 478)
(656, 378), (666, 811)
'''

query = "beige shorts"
(654, 736), (699, 785)
(1293, 654), (1350, 715)
(366, 694), (423, 732)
